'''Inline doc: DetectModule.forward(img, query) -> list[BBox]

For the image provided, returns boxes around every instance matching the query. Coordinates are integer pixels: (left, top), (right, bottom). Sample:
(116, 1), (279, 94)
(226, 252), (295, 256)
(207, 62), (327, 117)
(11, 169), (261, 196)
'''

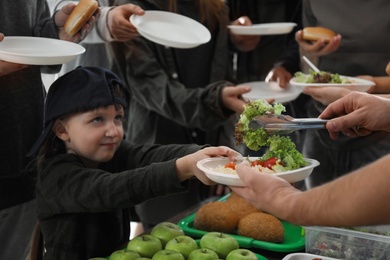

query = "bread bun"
(386, 62), (390, 76)
(64, 0), (98, 37)
(302, 27), (337, 43)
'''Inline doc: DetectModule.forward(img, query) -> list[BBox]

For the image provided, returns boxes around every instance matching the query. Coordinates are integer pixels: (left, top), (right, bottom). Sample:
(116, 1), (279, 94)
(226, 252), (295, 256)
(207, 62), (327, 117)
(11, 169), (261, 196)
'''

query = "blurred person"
(293, 0), (390, 189)
(52, 0), (145, 74)
(27, 66), (240, 259)
(227, 1), (309, 192)
(108, 0), (250, 230)
(0, 1), (96, 259)
(230, 91), (390, 227)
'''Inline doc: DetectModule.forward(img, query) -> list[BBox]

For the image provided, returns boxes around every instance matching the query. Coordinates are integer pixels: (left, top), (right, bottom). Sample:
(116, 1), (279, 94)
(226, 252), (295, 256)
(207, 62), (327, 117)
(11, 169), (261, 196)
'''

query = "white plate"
(197, 157), (319, 187)
(282, 253), (339, 260)
(240, 81), (302, 103)
(228, 22), (297, 35)
(130, 10), (211, 48)
(0, 36), (85, 65)
(290, 75), (374, 92)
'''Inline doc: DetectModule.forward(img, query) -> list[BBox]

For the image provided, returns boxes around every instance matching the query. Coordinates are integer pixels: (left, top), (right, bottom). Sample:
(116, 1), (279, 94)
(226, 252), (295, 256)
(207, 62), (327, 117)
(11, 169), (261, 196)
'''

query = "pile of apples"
(107, 222), (258, 260)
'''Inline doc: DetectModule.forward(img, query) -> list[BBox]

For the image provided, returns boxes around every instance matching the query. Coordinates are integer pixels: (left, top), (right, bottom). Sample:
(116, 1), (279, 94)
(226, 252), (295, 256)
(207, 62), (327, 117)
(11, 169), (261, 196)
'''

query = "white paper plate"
(282, 253), (339, 260)
(130, 10), (211, 48)
(197, 157), (319, 187)
(240, 81), (302, 103)
(0, 36), (85, 65)
(228, 22), (297, 35)
(290, 75), (375, 92)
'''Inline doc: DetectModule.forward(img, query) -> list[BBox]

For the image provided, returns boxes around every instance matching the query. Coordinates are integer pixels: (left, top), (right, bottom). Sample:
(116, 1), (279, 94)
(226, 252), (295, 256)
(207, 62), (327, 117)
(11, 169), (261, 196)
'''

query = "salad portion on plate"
(196, 100), (320, 186)
(290, 70), (375, 91)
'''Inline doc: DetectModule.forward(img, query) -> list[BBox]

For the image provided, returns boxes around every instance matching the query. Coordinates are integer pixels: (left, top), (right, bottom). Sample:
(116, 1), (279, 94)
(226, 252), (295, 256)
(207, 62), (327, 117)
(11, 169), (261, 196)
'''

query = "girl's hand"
(175, 146), (241, 184)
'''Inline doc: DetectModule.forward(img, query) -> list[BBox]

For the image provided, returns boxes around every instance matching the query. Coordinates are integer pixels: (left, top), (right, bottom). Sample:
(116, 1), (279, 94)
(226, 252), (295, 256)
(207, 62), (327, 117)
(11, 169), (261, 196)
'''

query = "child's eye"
(115, 114), (124, 123)
(92, 117), (104, 123)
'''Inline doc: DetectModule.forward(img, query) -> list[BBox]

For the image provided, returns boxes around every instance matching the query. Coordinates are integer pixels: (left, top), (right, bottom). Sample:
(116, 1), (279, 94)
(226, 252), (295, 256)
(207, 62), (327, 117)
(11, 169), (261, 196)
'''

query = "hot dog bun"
(302, 27), (337, 43)
(386, 62), (390, 76)
(64, 0), (98, 37)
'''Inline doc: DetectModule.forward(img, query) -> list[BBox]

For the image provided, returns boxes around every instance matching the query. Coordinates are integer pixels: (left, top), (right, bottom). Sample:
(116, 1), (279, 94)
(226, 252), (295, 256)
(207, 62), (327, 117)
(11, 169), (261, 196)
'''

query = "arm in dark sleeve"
(121, 37), (233, 130)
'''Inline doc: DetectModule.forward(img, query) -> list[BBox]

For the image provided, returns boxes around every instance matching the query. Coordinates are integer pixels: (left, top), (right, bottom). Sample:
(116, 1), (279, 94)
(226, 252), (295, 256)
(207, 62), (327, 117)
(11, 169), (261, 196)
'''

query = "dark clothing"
(111, 0), (236, 148)
(110, 0), (238, 228)
(0, 0), (59, 210)
(37, 142), (202, 259)
(227, 0), (302, 83)
(0, 1), (61, 259)
(302, 0), (390, 188)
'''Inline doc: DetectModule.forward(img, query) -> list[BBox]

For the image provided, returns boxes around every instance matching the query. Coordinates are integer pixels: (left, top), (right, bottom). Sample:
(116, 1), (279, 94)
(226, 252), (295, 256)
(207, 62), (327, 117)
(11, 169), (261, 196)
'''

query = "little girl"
(28, 66), (240, 259)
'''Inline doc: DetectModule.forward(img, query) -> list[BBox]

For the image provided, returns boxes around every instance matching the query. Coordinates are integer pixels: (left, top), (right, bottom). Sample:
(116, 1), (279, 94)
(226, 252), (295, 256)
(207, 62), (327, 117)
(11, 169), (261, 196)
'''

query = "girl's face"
(56, 105), (125, 167)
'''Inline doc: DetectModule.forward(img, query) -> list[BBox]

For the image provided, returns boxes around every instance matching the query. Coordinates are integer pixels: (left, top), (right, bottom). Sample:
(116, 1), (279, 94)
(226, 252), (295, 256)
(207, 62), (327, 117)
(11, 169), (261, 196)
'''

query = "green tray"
(177, 194), (305, 253)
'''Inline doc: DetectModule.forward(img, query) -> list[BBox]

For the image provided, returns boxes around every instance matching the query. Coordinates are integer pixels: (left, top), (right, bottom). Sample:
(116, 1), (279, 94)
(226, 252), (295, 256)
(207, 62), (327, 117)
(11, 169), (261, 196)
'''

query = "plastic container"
(282, 252), (338, 260)
(305, 226), (390, 259)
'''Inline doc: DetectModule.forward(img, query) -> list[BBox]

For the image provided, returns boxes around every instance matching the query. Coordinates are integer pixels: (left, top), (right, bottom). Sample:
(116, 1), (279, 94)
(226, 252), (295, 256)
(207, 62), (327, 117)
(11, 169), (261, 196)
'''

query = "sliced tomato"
(264, 157), (283, 169)
(224, 161), (236, 170)
(250, 160), (265, 167)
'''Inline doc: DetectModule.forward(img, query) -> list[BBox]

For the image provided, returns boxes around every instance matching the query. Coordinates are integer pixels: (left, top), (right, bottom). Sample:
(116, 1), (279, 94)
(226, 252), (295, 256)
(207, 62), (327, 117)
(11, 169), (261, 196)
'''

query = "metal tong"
(249, 114), (328, 135)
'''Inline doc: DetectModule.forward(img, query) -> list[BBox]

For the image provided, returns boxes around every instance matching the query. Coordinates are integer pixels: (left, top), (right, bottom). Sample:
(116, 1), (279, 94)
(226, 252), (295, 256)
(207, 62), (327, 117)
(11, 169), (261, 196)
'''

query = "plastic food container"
(305, 226), (390, 259)
(282, 252), (338, 260)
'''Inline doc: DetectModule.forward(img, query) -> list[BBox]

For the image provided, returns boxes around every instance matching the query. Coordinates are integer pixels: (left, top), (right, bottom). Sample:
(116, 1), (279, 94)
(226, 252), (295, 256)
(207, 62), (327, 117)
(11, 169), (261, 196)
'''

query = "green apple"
(187, 248), (219, 260)
(151, 222), (185, 247)
(226, 249), (258, 260)
(200, 232), (239, 259)
(89, 258), (108, 260)
(109, 249), (140, 260)
(127, 234), (162, 258)
(164, 235), (198, 259)
(151, 249), (185, 260)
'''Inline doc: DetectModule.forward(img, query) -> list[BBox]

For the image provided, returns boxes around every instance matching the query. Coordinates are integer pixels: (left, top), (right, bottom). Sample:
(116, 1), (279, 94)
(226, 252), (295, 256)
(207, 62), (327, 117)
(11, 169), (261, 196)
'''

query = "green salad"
(294, 69), (350, 84)
(234, 99), (306, 171)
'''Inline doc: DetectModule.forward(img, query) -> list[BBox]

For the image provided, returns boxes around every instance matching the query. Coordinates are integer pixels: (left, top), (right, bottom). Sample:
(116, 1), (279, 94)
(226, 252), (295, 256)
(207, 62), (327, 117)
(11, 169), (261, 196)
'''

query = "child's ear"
(53, 120), (70, 141)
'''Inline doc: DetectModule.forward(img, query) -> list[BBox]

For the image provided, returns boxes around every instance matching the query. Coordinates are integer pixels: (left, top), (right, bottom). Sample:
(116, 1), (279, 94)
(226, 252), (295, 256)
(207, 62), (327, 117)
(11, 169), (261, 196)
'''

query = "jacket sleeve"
(119, 35), (233, 130)
(37, 143), (205, 215)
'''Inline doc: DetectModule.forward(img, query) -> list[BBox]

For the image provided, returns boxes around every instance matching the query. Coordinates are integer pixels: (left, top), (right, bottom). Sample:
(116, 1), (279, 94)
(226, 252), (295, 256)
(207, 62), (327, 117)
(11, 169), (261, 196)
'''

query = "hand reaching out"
(175, 146), (241, 185)
(107, 4), (145, 41)
(320, 92), (390, 139)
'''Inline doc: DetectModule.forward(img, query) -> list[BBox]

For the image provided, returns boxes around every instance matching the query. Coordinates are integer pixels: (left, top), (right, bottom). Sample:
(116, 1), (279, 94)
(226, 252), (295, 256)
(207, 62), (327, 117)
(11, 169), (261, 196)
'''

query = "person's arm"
(117, 36), (248, 130)
(320, 92), (390, 139)
(231, 154), (390, 227)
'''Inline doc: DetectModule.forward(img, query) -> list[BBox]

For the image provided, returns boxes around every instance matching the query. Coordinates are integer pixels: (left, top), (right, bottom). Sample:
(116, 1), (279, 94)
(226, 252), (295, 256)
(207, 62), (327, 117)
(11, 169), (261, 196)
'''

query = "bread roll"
(302, 27), (337, 43)
(64, 0), (98, 37)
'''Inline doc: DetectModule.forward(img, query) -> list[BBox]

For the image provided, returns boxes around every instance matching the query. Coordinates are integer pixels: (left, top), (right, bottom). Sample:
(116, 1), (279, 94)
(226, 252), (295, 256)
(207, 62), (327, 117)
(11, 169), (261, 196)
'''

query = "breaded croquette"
(238, 212), (284, 243)
(225, 192), (260, 220)
(194, 201), (239, 233)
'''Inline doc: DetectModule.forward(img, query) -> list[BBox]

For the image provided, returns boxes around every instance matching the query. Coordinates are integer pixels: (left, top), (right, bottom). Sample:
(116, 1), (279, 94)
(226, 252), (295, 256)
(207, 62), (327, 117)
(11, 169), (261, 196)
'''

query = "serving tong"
(249, 114), (328, 135)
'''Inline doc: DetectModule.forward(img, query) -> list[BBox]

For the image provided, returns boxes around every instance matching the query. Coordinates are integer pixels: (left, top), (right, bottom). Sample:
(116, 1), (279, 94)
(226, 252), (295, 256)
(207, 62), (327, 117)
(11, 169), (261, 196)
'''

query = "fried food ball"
(194, 201), (239, 233)
(238, 212), (284, 243)
(225, 192), (260, 220)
